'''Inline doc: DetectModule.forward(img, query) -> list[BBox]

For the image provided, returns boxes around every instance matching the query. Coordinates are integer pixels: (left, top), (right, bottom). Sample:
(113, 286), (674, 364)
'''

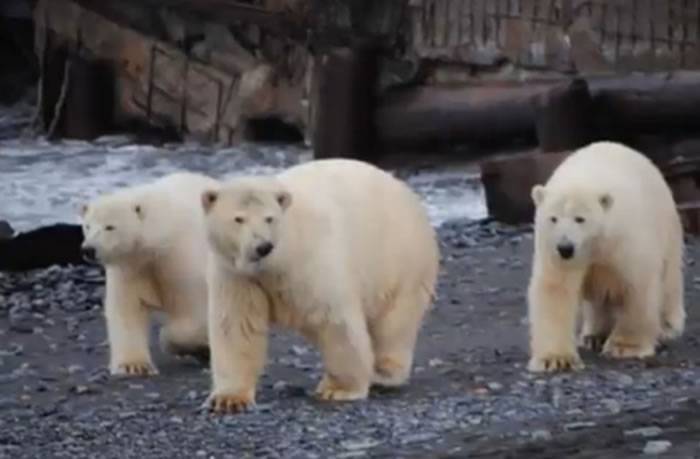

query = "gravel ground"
(2, 218), (700, 458)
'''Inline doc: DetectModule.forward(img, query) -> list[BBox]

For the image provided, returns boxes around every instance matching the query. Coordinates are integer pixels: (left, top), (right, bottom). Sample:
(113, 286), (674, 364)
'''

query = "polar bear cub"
(80, 172), (219, 376)
(527, 141), (685, 372)
(200, 158), (440, 413)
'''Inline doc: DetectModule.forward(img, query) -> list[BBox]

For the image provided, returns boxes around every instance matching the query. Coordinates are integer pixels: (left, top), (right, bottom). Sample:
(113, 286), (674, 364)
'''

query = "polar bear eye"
(105, 225), (116, 231)
(265, 216), (274, 224)
(550, 216), (558, 224)
(234, 217), (245, 224)
(574, 216), (585, 224)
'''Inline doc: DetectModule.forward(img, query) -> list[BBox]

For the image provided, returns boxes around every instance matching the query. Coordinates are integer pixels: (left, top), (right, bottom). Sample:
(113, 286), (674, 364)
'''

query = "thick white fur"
(202, 159), (440, 412)
(528, 141), (685, 372)
(81, 172), (218, 376)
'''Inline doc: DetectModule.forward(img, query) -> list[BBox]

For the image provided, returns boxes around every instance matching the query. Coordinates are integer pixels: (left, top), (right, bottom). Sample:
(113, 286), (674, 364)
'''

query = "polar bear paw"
(111, 361), (159, 377)
(528, 352), (584, 372)
(580, 333), (608, 353)
(315, 375), (369, 402)
(602, 337), (655, 359)
(204, 390), (255, 414)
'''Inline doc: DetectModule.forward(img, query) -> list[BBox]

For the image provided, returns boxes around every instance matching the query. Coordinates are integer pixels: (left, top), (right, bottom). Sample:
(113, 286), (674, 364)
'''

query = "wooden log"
(480, 150), (570, 225)
(534, 78), (595, 153)
(312, 44), (378, 160)
(588, 73), (700, 138)
(375, 82), (556, 151)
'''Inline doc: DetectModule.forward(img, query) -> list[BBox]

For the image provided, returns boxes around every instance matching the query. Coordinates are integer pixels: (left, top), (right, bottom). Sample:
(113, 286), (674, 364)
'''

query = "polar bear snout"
(255, 241), (274, 259)
(556, 242), (575, 260)
(81, 245), (98, 263)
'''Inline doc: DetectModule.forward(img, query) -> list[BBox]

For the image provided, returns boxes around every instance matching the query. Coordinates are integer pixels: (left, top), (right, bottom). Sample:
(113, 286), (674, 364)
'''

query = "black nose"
(81, 246), (96, 262)
(557, 243), (575, 260)
(256, 242), (274, 258)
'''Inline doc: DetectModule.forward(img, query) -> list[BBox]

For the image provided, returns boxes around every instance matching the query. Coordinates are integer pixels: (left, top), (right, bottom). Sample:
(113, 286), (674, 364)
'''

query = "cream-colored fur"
(201, 159), (440, 413)
(80, 172), (218, 376)
(527, 141), (685, 372)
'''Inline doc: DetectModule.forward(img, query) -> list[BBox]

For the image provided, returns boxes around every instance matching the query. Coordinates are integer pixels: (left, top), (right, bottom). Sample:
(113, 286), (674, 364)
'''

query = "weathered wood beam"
(374, 81), (558, 151)
(312, 44), (378, 160)
(534, 78), (595, 153)
(589, 73), (700, 137)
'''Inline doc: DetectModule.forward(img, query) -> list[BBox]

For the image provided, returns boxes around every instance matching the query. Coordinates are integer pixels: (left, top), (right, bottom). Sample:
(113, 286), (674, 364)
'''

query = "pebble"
(67, 364), (84, 374)
(643, 440), (671, 455)
(341, 439), (382, 451)
(600, 398), (621, 414)
(625, 426), (662, 438)
(530, 429), (552, 441)
(487, 382), (503, 391)
(564, 421), (596, 431)
(400, 432), (440, 445)
(71, 385), (91, 395)
(616, 374), (635, 387)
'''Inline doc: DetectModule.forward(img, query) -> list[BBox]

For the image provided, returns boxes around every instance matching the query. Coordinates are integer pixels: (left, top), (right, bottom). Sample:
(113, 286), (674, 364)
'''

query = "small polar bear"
(80, 172), (219, 376)
(200, 158), (440, 413)
(527, 141), (685, 372)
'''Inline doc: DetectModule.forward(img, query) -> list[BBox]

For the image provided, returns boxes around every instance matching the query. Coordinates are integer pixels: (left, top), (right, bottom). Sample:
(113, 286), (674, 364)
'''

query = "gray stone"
(643, 440), (671, 455)
(341, 439), (382, 451)
(531, 429), (552, 441)
(564, 421), (596, 431)
(625, 426), (662, 438)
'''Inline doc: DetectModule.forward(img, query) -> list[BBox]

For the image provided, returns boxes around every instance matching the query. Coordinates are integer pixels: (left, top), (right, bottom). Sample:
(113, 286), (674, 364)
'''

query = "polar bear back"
(276, 159), (439, 311)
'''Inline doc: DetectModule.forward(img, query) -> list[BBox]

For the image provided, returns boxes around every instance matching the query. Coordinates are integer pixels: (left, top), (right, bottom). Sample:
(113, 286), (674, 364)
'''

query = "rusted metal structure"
(28, 0), (700, 228)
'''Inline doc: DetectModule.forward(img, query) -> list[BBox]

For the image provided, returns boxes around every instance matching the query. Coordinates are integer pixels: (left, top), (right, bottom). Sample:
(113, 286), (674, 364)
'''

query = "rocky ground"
(2, 218), (700, 458)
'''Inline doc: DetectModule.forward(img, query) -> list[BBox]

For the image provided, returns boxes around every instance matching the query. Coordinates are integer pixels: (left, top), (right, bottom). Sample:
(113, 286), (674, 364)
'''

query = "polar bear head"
(201, 177), (292, 275)
(531, 184), (613, 264)
(79, 192), (151, 265)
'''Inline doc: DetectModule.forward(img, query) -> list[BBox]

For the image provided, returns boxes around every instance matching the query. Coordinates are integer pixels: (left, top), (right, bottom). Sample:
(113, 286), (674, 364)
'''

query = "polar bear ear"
(276, 191), (292, 211)
(134, 204), (144, 219)
(599, 193), (613, 211)
(531, 185), (546, 206)
(201, 190), (218, 213)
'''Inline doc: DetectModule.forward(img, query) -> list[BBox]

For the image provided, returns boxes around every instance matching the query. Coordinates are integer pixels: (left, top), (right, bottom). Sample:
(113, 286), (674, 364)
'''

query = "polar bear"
(80, 172), (218, 376)
(527, 141), (685, 372)
(200, 158), (440, 413)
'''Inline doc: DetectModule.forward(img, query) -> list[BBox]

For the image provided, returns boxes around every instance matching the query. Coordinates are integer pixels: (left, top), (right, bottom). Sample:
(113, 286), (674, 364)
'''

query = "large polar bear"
(200, 158), (440, 413)
(80, 172), (218, 376)
(527, 141), (685, 372)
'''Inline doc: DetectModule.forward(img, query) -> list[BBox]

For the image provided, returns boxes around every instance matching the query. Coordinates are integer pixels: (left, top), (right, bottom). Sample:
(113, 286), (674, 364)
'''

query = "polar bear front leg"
(527, 268), (584, 372)
(314, 306), (373, 402)
(603, 275), (661, 359)
(205, 274), (270, 414)
(104, 268), (158, 376)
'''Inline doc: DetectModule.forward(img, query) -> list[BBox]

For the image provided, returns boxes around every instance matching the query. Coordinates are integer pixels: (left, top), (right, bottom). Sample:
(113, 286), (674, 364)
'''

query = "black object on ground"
(0, 223), (85, 271)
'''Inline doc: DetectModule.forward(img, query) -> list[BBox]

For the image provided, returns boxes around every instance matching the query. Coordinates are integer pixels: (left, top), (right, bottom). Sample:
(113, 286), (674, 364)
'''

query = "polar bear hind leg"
(369, 286), (430, 388)
(660, 249), (686, 340)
